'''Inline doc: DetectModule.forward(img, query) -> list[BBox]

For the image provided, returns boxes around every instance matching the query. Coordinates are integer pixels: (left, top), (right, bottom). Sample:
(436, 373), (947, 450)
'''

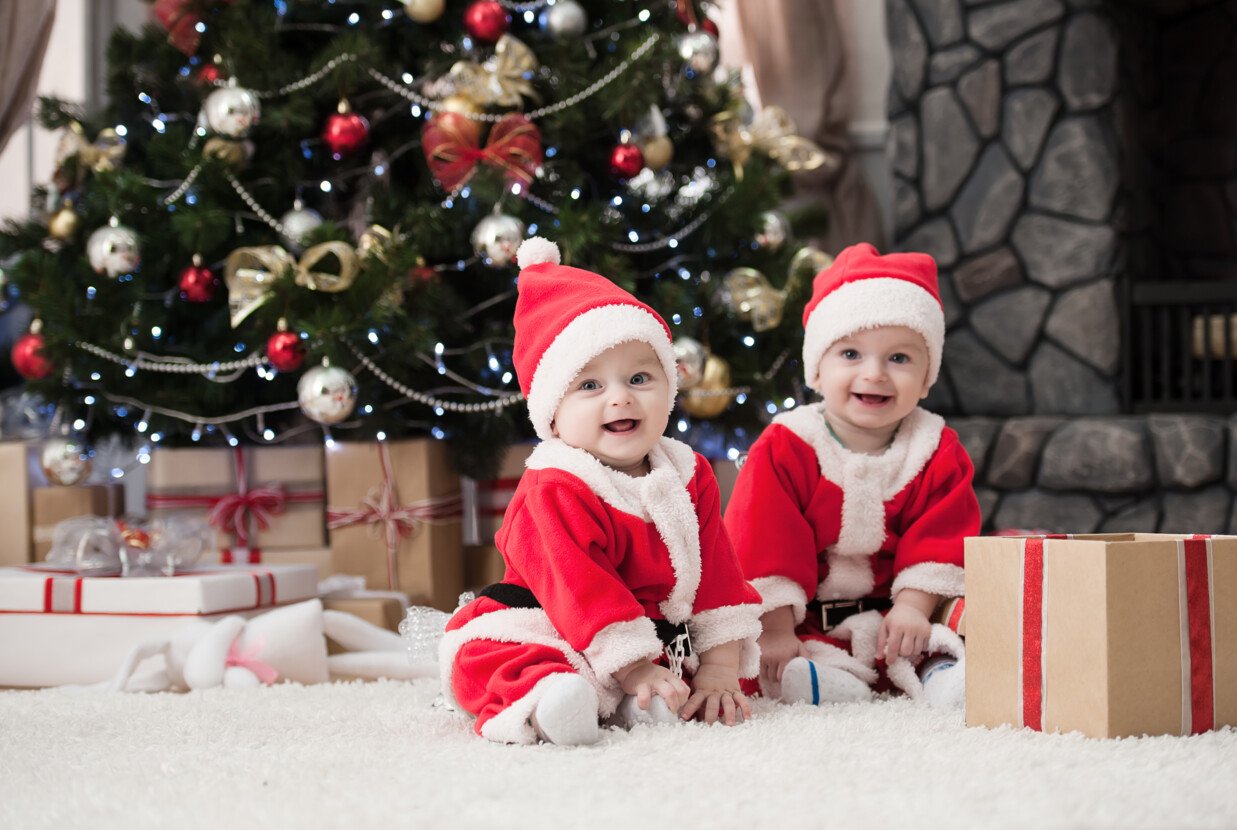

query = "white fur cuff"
(688, 604), (763, 678)
(750, 576), (809, 623)
(582, 617), (665, 679)
(890, 562), (965, 600)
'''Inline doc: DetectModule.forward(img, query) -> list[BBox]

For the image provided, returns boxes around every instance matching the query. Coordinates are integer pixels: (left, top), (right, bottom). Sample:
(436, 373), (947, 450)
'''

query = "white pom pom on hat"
(515, 236), (561, 268)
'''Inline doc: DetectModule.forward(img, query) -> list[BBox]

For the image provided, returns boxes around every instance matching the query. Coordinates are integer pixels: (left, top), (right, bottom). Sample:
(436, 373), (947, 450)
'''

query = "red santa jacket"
(440, 436), (762, 713)
(724, 404), (979, 624)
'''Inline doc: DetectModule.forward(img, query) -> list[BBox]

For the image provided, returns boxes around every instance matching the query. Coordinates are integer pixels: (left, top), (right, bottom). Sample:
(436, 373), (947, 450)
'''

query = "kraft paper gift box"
(0, 562), (317, 687)
(326, 439), (464, 612)
(31, 484), (125, 560)
(145, 445), (325, 562)
(459, 443), (535, 589)
(0, 441), (34, 567)
(965, 533), (1237, 738)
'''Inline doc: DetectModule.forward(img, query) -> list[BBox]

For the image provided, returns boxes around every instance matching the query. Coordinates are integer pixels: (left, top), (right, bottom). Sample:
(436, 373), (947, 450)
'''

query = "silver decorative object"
(204, 85), (261, 138)
(470, 212), (526, 267)
(673, 337), (707, 390)
(540, 0), (587, 37)
(86, 218), (141, 277)
(297, 363), (358, 424)
(41, 435), (92, 486)
(675, 30), (719, 75)
(279, 200), (324, 251)
(755, 210), (791, 252)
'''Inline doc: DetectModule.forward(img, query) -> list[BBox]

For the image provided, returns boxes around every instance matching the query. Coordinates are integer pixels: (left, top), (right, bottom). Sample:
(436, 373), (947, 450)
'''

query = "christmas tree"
(0, 0), (829, 479)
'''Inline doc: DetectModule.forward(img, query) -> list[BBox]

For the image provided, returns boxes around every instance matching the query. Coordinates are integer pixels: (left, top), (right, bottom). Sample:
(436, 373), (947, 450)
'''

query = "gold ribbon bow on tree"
(224, 242), (360, 327)
(710, 106), (832, 179)
(722, 247), (835, 332)
(448, 34), (540, 109)
(56, 122), (126, 175)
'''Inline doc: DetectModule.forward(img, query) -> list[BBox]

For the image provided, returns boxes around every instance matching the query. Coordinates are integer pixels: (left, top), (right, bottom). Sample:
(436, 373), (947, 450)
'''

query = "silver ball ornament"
(673, 337), (708, 390)
(675, 30), (719, 75)
(204, 86), (261, 138)
(755, 210), (791, 252)
(297, 364), (359, 425)
(470, 213), (526, 267)
(86, 220), (141, 277)
(279, 201), (324, 252)
(540, 0), (588, 37)
(41, 435), (93, 486)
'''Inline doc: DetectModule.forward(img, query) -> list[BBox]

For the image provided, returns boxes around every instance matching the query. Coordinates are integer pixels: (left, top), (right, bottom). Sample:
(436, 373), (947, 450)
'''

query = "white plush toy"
(104, 598), (436, 692)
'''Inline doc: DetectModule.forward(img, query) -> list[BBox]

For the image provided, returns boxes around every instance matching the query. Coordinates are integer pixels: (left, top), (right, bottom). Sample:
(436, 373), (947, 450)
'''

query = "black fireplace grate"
(1123, 280), (1237, 413)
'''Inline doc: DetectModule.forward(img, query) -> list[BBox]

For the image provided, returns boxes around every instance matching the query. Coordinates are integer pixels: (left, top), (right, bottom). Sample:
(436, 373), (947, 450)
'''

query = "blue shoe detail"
(808, 659), (820, 705)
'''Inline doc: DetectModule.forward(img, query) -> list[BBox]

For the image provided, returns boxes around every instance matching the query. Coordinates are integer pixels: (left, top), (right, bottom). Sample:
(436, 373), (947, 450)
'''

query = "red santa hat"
(512, 237), (678, 441)
(801, 242), (945, 393)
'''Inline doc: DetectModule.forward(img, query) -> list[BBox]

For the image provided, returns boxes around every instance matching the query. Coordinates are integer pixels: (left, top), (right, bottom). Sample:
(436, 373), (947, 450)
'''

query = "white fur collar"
(525, 437), (701, 624)
(772, 404), (945, 599)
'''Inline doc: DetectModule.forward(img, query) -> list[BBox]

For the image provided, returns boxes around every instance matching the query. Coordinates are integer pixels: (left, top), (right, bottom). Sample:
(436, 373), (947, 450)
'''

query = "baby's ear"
(549, 419), (558, 437)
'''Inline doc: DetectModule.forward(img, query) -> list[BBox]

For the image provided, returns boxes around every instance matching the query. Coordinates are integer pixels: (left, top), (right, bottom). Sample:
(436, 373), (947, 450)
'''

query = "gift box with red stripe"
(965, 533), (1236, 738)
(145, 445), (326, 563)
(0, 563), (318, 687)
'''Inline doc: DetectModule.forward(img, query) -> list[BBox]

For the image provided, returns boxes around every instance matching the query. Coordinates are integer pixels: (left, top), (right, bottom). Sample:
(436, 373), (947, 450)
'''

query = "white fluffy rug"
(2, 680), (1235, 829)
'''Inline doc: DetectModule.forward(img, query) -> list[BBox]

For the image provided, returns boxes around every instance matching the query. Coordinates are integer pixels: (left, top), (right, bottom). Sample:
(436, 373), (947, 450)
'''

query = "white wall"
(0, 0), (148, 224)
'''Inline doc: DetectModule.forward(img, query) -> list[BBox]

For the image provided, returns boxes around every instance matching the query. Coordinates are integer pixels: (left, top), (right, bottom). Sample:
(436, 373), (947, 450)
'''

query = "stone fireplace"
(885, 0), (1237, 533)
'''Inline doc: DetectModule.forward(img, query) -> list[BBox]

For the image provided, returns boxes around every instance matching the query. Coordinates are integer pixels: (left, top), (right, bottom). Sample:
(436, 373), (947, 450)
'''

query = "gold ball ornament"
(440, 95), (482, 116)
(404, 0), (446, 23)
(679, 354), (734, 419)
(640, 135), (674, 170)
(203, 136), (253, 168)
(47, 203), (80, 240)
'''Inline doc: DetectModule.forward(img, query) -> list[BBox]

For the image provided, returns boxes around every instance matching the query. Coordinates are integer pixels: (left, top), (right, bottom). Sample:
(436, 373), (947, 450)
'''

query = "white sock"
(610, 693), (682, 729)
(780, 657), (872, 704)
(529, 674), (600, 746)
(919, 656), (965, 709)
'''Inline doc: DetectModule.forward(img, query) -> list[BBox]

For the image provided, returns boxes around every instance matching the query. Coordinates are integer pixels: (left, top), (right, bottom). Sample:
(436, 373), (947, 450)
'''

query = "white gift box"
(0, 563), (317, 687)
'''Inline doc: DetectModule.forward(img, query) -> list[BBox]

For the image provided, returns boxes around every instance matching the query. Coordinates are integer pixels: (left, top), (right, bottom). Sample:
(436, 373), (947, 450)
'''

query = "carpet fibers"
(2, 679), (1235, 829)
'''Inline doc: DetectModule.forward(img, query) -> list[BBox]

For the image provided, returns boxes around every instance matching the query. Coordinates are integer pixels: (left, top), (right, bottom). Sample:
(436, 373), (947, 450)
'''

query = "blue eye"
(630, 372), (649, 385)
(841, 349), (859, 360)
(890, 353), (909, 364)
(579, 379), (599, 391)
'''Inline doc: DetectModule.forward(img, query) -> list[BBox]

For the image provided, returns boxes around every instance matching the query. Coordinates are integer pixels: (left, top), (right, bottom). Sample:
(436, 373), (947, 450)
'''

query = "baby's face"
(551, 340), (671, 476)
(816, 325), (930, 438)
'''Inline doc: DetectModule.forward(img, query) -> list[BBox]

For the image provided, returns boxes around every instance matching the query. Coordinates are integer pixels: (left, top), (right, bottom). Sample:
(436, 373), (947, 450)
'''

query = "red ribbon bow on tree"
(153, 0), (235, 55)
(421, 113), (542, 193)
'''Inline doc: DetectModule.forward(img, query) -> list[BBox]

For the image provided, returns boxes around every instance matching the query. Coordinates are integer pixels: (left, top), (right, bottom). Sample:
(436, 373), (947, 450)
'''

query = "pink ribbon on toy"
(226, 637), (279, 685)
(325, 442), (462, 590)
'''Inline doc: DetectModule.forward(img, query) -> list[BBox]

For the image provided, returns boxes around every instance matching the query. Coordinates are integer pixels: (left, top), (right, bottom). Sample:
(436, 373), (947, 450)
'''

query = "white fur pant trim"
(438, 607), (622, 717)
(479, 672), (592, 745)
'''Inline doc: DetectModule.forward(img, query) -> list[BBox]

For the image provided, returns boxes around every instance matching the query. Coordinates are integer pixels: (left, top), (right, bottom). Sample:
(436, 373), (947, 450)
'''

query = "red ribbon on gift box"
(326, 442), (462, 590)
(1019, 534), (1216, 734)
(26, 567), (278, 615)
(145, 447), (323, 563)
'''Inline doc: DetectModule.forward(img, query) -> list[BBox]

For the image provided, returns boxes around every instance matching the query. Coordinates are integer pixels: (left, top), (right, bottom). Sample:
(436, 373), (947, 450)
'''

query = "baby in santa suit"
(724, 242), (979, 708)
(440, 237), (763, 746)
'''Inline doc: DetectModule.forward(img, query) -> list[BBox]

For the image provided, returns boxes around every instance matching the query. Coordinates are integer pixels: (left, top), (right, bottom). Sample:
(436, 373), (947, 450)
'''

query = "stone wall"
(952, 414), (1236, 533)
(888, 0), (1236, 533)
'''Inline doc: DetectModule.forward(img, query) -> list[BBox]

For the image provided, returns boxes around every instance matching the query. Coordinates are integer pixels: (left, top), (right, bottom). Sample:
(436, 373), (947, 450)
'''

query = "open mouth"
(852, 393), (892, 406)
(603, 419), (640, 434)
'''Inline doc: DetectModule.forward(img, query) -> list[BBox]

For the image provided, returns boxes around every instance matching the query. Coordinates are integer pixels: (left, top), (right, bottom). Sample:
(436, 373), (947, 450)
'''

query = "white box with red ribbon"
(965, 532), (1237, 738)
(0, 563), (317, 687)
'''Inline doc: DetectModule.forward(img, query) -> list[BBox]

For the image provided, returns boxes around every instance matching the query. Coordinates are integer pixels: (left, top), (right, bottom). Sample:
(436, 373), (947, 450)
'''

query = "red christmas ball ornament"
(11, 331), (53, 380)
(322, 99), (370, 158)
(609, 143), (645, 179)
(463, 0), (509, 42)
(178, 255), (218, 303)
(409, 264), (438, 283)
(266, 330), (305, 373)
(196, 64), (222, 85)
(675, 4), (719, 36)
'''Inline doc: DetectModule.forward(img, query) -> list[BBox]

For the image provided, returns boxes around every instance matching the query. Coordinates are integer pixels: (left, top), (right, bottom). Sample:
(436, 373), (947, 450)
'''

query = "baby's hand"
(758, 627), (808, 688)
(680, 663), (751, 726)
(877, 602), (931, 664)
(614, 660), (690, 714)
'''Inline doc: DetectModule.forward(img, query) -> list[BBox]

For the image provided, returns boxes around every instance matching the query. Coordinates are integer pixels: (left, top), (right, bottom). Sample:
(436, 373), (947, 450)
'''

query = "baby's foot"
(529, 674), (600, 746)
(780, 657), (872, 704)
(610, 693), (682, 729)
(919, 656), (965, 709)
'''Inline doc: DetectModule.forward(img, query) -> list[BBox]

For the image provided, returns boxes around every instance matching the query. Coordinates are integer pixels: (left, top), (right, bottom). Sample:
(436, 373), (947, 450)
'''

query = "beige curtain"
(726, 0), (885, 252)
(0, 0), (57, 155)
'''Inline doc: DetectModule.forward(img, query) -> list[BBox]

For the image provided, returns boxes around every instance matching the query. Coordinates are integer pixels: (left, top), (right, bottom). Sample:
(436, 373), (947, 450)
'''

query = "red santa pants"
(452, 638), (579, 737)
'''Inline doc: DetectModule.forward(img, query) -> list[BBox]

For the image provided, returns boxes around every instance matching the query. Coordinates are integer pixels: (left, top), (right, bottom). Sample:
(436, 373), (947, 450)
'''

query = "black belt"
(809, 596), (894, 629)
(479, 582), (691, 653)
